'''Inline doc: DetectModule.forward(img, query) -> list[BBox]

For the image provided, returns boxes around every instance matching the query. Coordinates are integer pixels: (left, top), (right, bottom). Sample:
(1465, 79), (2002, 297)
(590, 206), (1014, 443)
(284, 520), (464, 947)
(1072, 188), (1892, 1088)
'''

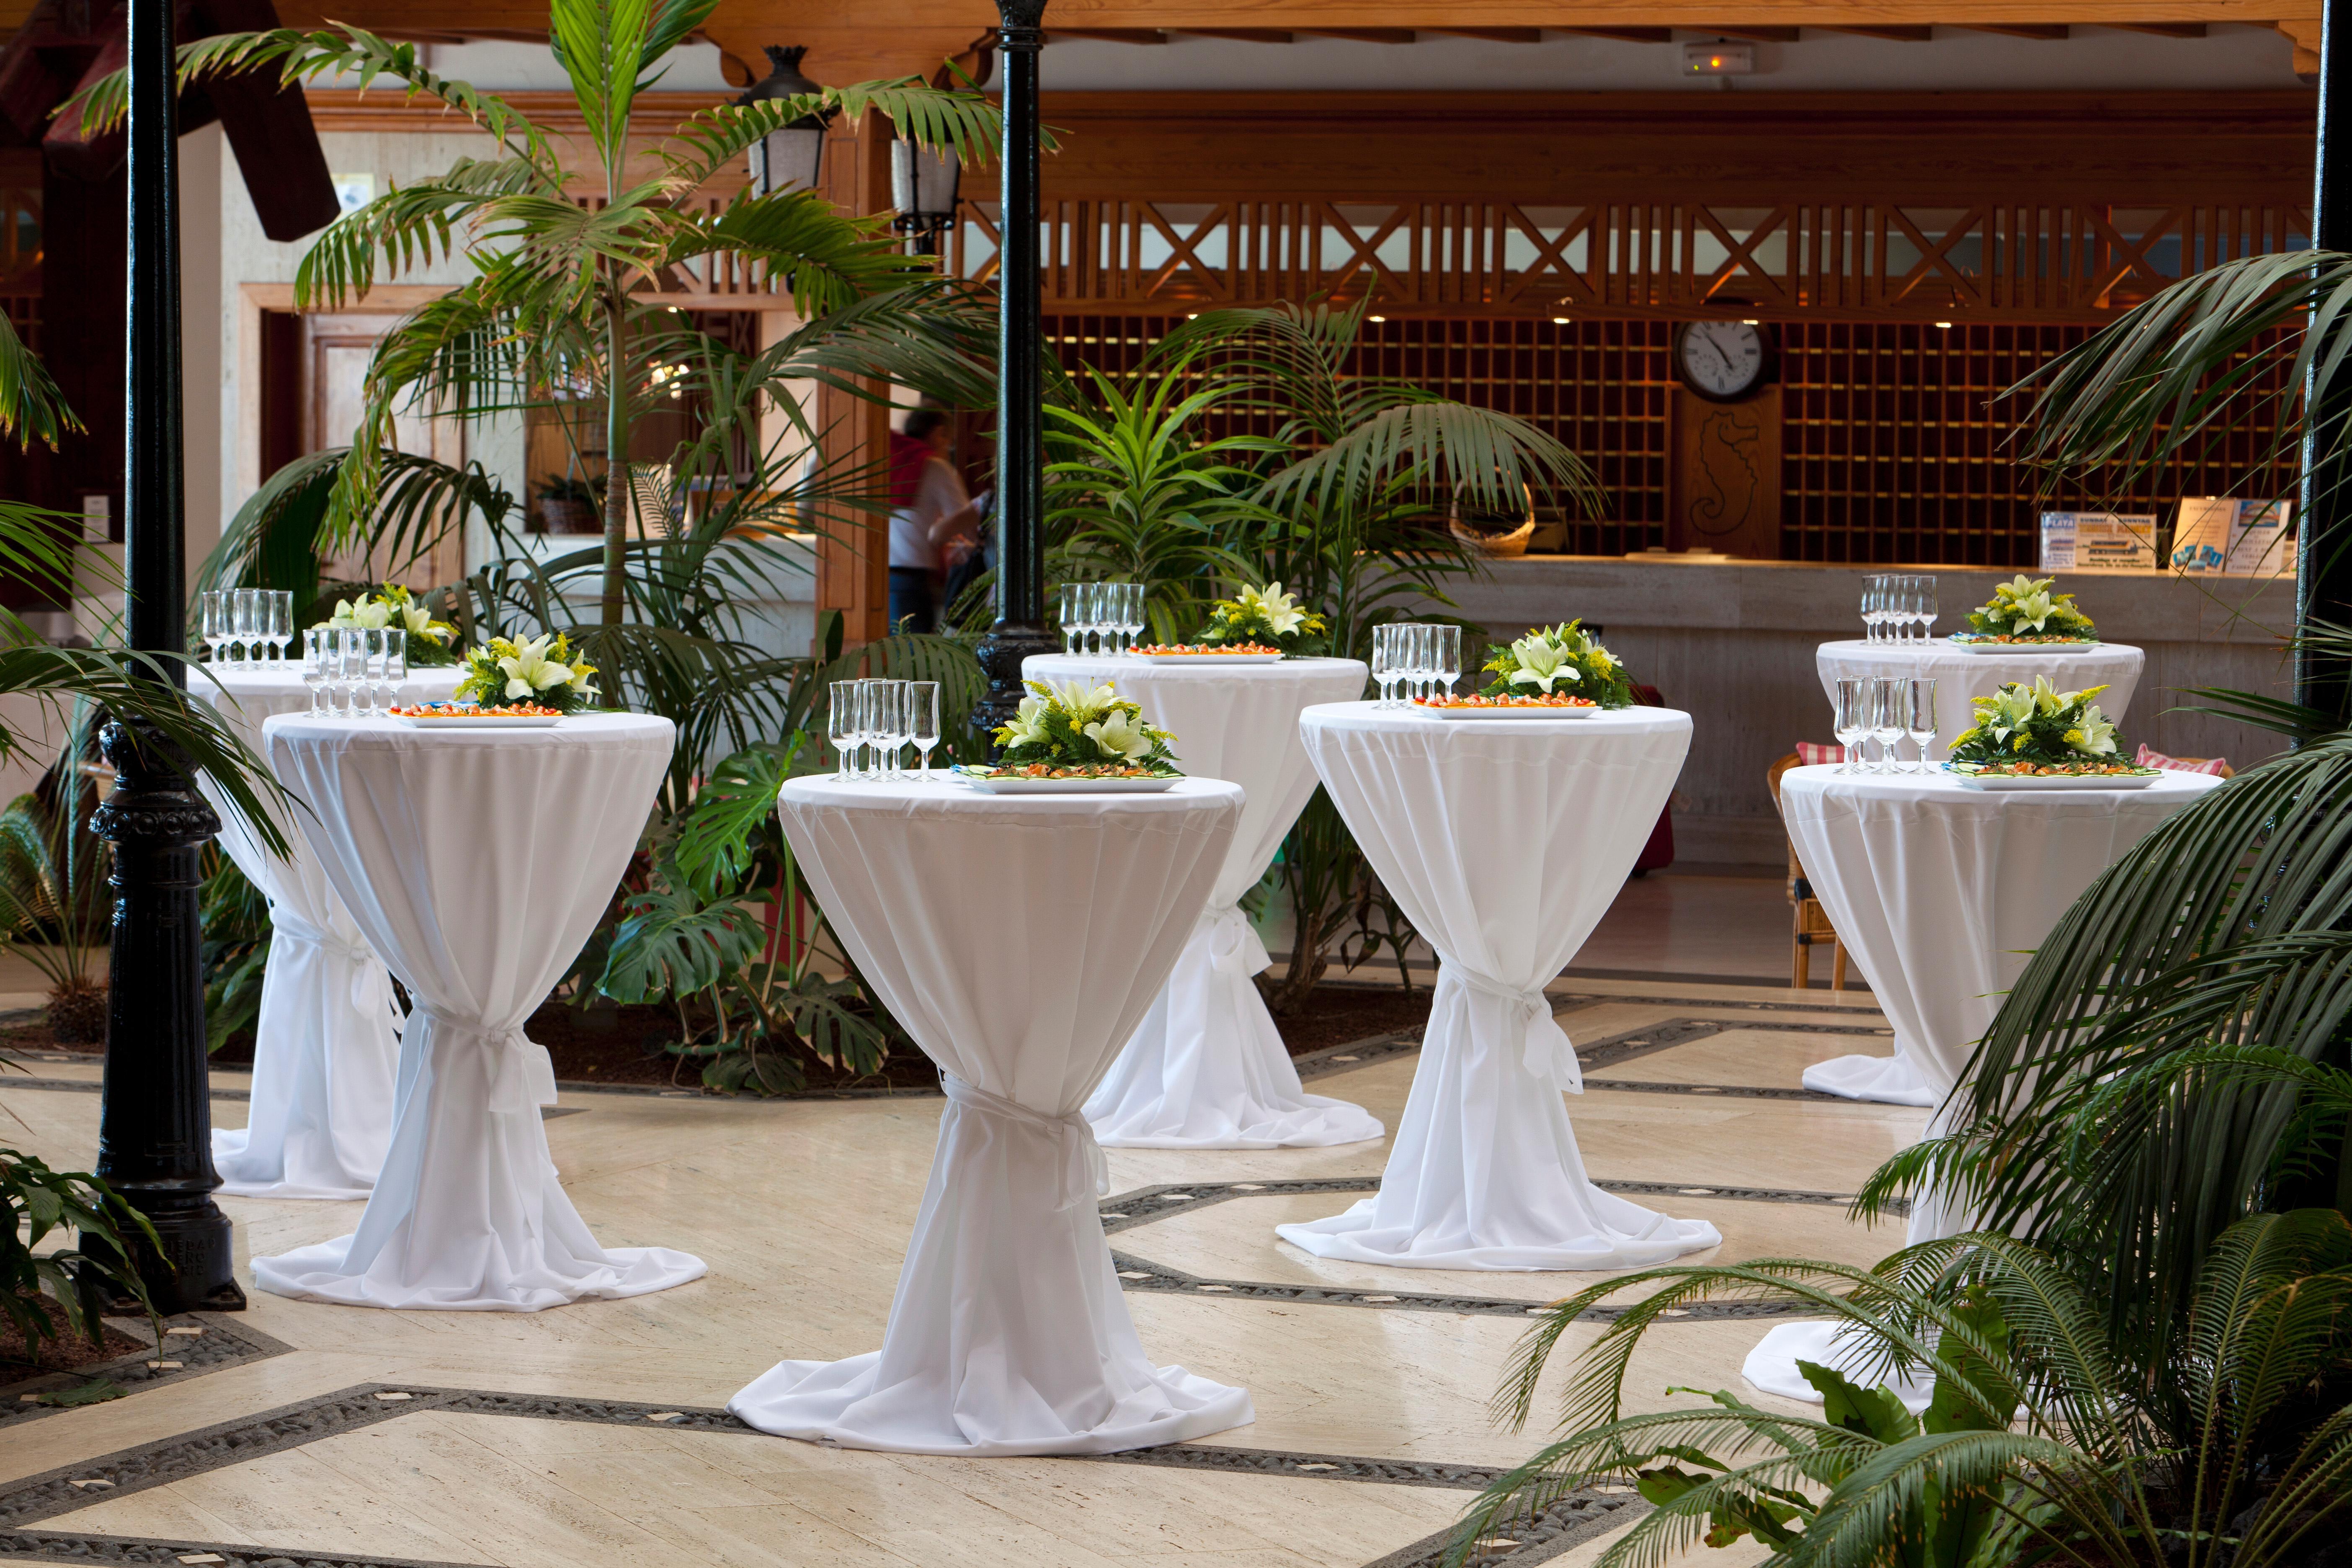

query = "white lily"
(1506, 634), (1579, 694)
(1237, 581), (1308, 637)
(496, 634), (586, 700)
(1051, 678), (1119, 727)
(1002, 693), (1053, 747)
(2071, 704), (2120, 756)
(2008, 588), (2058, 631)
(326, 597), (393, 630)
(395, 600), (450, 643)
(1084, 710), (1155, 762)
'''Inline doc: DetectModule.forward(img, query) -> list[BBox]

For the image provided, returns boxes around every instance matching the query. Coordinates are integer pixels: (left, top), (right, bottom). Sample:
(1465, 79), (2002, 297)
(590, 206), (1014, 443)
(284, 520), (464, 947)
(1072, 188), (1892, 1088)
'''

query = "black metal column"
(2301, 0), (2352, 720)
(971, 0), (1058, 741)
(88, 0), (241, 1313)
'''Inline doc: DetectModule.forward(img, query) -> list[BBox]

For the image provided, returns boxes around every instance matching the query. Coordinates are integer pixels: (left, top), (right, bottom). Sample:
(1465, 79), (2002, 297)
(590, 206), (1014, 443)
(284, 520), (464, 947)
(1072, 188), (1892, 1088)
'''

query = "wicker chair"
(1768, 752), (1847, 991)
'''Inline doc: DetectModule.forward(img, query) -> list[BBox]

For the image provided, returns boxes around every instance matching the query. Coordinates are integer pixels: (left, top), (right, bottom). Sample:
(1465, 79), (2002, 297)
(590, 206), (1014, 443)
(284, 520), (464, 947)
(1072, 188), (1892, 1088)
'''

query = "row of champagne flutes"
(198, 590), (295, 667)
(1832, 676), (1940, 773)
(827, 679), (944, 781)
(1861, 575), (1939, 642)
(299, 627), (409, 717)
(1370, 623), (1462, 707)
(1057, 583), (1147, 655)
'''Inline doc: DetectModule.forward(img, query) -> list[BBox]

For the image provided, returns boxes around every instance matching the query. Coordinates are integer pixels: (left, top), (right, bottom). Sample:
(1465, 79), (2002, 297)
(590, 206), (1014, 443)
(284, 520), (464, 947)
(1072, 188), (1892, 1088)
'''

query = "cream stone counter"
(1433, 557), (2291, 863)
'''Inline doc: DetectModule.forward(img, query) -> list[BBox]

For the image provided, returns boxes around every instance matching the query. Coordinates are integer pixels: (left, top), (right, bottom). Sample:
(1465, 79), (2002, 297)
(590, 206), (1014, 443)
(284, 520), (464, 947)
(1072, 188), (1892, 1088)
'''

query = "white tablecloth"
(252, 712), (705, 1310)
(1276, 702), (1721, 1270)
(732, 776), (1250, 1455)
(1745, 763), (2220, 1405)
(1813, 640), (2145, 763)
(1024, 653), (1382, 1150)
(192, 667), (462, 1199)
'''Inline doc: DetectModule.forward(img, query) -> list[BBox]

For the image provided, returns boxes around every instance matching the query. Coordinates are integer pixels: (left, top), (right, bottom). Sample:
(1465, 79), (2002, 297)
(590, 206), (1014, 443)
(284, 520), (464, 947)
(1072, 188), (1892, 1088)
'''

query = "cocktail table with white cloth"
(253, 712), (706, 1310)
(731, 776), (1251, 1455)
(1814, 639), (2144, 766)
(191, 667), (462, 1199)
(1275, 701), (1722, 1271)
(1743, 763), (2221, 1404)
(1024, 652), (1382, 1149)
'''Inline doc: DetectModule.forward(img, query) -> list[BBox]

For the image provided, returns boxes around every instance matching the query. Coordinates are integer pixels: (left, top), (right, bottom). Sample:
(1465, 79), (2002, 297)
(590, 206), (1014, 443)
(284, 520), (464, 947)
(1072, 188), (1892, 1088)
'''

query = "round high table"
(1274, 701), (1722, 1271)
(191, 667), (463, 1199)
(1024, 652), (1382, 1149)
(1807, 638), (2145, 1105)
(731, 776), (1251, 1455)
(1743, 763), (2221, 1405)
(252, 712), (707, 1310)
(1814, 639), (2145, 766)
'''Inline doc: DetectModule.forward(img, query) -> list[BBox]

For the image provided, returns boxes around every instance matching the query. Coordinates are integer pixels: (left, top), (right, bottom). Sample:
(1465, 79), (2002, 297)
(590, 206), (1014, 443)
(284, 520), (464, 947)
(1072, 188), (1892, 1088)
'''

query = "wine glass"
(1367, 624), (1391, 707)
(1434, 624), (1461, 698)
(379, 628), (407, 710)
(268, 591), (294, 664)
(1057, 584), (1080, 655)
(1900, 577), (1923, 643)
(1833, 678), (1871, 773)
(1121, 583), (1146, 653)
(1408, 624), (1435, 702)
(225, 588), (252, 667)
(1905, 677), (1940, 772)
(332, 629), (366, 716)
(876, 680), (909, 780)
(1871, 676), (1906, 771)
(908, 681), (941, 781)
(302, 627), (329, 714)
(1919, 577), (1939, 642)
(350, 628), (384, 716)
(828, 680), (858, 780)
(200, 592), (228, 667)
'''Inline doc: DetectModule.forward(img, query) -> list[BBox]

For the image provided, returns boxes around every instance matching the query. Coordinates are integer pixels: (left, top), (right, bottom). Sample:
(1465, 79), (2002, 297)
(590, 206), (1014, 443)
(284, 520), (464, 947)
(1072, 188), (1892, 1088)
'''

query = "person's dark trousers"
(887, 567), (935, 634)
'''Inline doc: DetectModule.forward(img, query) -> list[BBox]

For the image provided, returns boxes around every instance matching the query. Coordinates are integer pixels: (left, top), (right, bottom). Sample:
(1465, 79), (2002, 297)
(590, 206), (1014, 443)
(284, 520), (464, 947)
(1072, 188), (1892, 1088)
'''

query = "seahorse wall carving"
(1690, 405), (1765, 536)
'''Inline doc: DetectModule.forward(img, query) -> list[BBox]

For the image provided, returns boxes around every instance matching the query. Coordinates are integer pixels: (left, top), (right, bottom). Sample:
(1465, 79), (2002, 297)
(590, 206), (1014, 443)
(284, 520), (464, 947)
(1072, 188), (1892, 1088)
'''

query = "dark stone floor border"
(0, 1315), (293, 1433)
(0, 1382), (1636, 1568)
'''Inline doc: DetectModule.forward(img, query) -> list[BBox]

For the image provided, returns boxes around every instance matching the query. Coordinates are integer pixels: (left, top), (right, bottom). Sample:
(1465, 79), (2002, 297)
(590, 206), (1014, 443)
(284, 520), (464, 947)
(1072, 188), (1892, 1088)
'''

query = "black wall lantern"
(742, 45), (832, 196)
(890, 139), (962, 255)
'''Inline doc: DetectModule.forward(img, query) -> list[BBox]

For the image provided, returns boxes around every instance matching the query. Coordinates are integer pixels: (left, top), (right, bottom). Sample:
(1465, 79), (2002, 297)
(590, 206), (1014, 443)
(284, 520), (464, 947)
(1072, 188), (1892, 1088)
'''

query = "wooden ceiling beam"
(2109, 21), (2208, 34)
(1555, 26), (1674, 41)
(1959, 23), (2072, 37)
(1181, 27), (1297, 41)
(1426, 26), (1545, 41)
(1699, 26), (1800, 41)
(1817, 24), (1934, 39)
(1051, 27), (1171, 41)
(1297, 27), (1419, 41)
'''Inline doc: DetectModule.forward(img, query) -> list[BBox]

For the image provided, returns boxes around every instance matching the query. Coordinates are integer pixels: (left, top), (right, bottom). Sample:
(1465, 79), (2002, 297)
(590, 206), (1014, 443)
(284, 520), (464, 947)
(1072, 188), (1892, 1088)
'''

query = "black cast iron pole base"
(88, 717), (244, 1314)
(973, 624), (1062, 748)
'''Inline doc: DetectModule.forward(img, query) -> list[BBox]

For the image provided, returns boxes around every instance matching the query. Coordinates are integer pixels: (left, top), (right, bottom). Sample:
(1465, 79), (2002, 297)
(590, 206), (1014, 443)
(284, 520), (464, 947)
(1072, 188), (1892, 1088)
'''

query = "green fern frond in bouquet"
(1946, 676), (2154, 776)
(1478, 620), (1635, 706)
(988, 678), (1181, 777)
(454, 632), (599, 714)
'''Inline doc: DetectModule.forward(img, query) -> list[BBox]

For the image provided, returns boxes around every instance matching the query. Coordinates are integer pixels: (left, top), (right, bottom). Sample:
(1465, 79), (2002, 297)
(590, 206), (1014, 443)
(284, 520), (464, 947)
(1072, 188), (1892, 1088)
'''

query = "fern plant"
(1452, 1212), (2352, 1568)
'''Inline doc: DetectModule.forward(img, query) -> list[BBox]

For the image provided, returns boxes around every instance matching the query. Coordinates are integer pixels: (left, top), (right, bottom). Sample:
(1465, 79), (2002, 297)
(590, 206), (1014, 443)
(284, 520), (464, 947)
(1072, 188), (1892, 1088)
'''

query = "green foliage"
(1960, 573), (2099, 640)
(993, 678), (1181, 776)
(1194, 581), (1328, 655)
(313, 583), (462, 667)
(1451, 1215), (2352, 1568)
(199, 846), (271, 1055)
(0, 780), (108, 1011)
(1943, 676), (2131, 769)
(0, 1149), (161, 1361)
(455, 632), (599, 712)
(1478, 621), (1634, 706)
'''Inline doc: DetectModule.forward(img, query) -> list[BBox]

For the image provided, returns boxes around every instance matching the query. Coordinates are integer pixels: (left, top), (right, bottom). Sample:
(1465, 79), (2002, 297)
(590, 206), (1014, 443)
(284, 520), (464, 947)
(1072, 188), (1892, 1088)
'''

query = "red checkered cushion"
(1795, 742), (1848, 767)
(2135, 743), (2228, 776)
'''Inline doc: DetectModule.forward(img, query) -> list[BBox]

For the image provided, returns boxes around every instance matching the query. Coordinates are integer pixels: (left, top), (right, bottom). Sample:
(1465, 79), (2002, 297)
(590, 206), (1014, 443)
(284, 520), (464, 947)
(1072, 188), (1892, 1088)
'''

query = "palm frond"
(660, 80), (1017, 195)
(294, 158), (550, 307)
(660, 188), (929, 317)
(0, 311), (79, 451)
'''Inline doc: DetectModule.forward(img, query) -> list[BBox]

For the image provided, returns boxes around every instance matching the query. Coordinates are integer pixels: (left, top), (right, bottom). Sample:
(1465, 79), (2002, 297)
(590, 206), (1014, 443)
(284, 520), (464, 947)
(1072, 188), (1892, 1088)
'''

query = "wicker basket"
(1449, 515), (1535, 557)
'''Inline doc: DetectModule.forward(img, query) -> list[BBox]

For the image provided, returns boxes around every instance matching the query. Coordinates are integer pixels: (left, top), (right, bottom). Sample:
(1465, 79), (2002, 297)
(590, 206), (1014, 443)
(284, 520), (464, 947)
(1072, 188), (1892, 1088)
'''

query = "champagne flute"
(302, 627), (330, 714)
(1919, 577), (1939, 642)
(268, 591), (294, 664)
(379, 628), (407, 710)
(333, 629), (366, 716)
(1371, 624), (1395, 707)
(1434, 624), (1462, 698)
(355, 628), (387, 716)
(1906, 677), (1940, 772)
(908, 681), (941, 781)
(1121, 583), (1145, 653)
(876, 680), (908, 780)
(1833, 678), (1870, 773)
(200, 592), (228, 667)
(1407, 624), (1434, 702)
(1057, 583), (1080, 655)
(829, 680), (858, 780)
(1871, 675), (1906, 771)
(228, 588), (255, 667)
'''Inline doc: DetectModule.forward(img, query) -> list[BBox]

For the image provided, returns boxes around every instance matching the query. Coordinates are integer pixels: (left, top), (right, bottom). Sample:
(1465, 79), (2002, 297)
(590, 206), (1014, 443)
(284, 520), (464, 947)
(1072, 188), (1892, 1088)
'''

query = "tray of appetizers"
(1412, 695), (1604, 719)
(1947, 635), (2102, 652)
(952, 765), (1181, 794)
(1126, 644), (1285, 664)
(1946, 763), (2161, 790)
(391, 703), (563, 728)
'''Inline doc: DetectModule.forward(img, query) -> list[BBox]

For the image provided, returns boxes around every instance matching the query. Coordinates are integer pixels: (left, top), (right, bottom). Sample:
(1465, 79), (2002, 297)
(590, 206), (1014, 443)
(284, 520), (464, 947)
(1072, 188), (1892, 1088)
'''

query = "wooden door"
(1667, 385), (1782, 560)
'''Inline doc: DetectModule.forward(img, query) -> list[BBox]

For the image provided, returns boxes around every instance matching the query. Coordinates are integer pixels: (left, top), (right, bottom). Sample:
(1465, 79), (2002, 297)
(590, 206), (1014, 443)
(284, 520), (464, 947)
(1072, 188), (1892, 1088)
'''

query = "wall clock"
(1674, 320), (1774, 402)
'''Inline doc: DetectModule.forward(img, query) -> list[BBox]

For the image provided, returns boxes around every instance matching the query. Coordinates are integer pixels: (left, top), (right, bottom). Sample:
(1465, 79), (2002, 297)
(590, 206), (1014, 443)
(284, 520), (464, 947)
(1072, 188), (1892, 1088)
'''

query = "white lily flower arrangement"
(990, 678), (1181, 776)
(1946, 676), (2144, 773)
(1477, 620), (1635, 706)
(1961, 574), (2098, 642)
(1195, 580), (1329, 655)
(315, 583), (461, 665)
(454, 632), (600, 714)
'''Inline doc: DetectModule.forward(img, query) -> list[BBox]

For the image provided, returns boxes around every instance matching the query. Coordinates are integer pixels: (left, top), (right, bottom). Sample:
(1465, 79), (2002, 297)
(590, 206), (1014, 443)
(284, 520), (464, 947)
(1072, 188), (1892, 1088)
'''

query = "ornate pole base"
(87, 717), (244, 1313)
(972, 622), (1061, 753)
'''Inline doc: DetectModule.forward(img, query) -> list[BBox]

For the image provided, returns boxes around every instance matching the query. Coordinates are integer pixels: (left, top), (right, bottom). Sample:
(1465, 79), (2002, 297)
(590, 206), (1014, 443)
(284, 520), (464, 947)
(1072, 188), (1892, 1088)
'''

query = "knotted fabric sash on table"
(942, 1073), (1106, 1212)
(1200, 902), (1271, 976)
(1453, 965), (1582, 1095)
(272, 905), (399, 1022)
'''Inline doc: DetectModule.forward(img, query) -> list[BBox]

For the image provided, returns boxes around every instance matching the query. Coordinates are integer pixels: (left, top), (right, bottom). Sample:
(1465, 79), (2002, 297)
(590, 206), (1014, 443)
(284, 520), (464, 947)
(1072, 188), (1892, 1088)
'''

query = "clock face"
(1675, 321), (1770, 401)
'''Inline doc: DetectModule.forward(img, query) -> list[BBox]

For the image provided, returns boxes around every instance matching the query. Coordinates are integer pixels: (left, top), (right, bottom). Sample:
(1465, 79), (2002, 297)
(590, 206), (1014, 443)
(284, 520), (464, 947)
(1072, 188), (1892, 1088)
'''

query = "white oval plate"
(1947, 637), (2102, 653)
(957, 775), (1181, 794)
(1127, 652), (1286, 665)
(1414, 703), (1605, 720)
(1950, 769), (2159, 790)
(395, 714), (562, 728)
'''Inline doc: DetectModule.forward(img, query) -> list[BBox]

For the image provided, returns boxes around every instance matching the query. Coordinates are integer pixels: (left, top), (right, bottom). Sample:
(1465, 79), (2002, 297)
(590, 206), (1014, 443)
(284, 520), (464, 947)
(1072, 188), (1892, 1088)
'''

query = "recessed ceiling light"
(1369, 314), (1386, 322)
(1552, 316), (1571, 324)
(1741, 319), (1759, 326)
(1935, 320), (1953, 329)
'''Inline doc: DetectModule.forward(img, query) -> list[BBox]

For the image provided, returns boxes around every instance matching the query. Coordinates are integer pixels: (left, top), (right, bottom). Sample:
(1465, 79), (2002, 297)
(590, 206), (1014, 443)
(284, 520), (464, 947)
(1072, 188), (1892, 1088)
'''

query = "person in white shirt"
(887, 409), (978, 634)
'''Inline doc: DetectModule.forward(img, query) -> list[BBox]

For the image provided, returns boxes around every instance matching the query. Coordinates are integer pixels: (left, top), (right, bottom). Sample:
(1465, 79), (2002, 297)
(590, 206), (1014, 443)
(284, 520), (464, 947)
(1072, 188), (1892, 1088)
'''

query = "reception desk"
(1429, 557), (2293, 865)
